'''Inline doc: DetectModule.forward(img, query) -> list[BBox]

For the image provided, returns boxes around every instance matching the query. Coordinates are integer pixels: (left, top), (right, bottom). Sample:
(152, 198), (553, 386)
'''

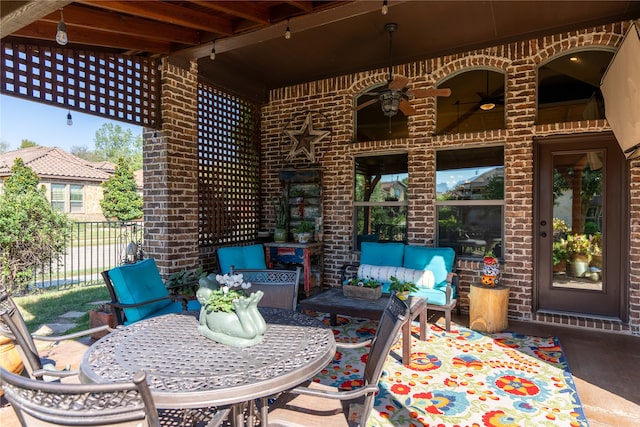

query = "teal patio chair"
(217, 243), (268, 274)
(101, 259), (200, 326)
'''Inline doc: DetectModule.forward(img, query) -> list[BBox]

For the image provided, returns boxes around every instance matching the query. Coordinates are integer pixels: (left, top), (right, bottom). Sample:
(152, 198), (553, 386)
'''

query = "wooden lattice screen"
(0, 40), (160, 128)
(198, 81), (261, 246)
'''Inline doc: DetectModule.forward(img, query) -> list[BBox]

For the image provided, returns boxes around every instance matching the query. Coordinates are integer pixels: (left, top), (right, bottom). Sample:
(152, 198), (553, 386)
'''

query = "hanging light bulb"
(284, 19), (291, 40)
(66, 111), (73, 126)
(382, 0), (389, 15)
(209, 41), (216, 60)
(56, 9), (68, 46)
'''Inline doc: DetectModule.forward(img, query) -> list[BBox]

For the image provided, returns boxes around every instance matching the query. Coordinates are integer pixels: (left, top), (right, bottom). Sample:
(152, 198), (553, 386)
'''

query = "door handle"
(540, 232), (547, 237)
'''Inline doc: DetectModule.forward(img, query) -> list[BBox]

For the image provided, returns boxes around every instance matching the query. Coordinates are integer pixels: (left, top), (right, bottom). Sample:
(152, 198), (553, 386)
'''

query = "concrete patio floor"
(1, 313), (638, 426)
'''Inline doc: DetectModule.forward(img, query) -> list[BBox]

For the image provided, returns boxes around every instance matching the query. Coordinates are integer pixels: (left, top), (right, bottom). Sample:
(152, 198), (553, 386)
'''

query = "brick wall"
(261, 21), (639, 334)
(143, 58), (200, 278)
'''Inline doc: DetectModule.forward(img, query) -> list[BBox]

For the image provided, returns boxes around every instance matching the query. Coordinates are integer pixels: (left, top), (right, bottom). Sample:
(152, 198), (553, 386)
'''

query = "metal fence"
(31, 221), (144, 291)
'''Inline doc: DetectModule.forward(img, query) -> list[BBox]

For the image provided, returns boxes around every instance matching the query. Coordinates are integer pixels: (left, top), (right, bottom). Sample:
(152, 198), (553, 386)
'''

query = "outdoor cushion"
(403, 246), (455, 286)
(217, 244), (267, 274)
(359, 242), (404, 267)
(107, 258), (172, 324)
(357, 264), (435, 290)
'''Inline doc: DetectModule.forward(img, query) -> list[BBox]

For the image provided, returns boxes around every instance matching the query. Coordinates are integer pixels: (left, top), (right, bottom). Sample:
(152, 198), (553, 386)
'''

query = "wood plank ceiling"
(2, 0), (639, 103)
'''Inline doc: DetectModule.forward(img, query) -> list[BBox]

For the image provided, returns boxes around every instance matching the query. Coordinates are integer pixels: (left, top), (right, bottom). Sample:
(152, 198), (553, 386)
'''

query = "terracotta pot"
(89, 310), (116, 340)
(0, 335), (24, 395)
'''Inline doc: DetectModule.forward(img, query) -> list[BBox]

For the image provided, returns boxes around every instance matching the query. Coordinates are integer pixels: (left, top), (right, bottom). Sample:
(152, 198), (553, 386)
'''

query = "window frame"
(69, 184), (84, 213)
(353, 151), (409, 250)
(435, 145), (505, 260)
(50, 183), (66, 212)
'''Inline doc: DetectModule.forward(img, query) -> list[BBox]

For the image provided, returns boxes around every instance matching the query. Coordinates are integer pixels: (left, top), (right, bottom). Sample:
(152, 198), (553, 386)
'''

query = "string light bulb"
(209, 41), (216, 60)
(56, 9), (68, 46)
(382, 0), (389, 15)
(285, 19), (291, 39)
(66, 111), (73, 126)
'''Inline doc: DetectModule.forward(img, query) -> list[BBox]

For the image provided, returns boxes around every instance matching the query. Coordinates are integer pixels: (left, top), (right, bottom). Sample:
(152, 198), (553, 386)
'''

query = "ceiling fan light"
(380, 90), (401, 117)
(480, 102), (496, 111)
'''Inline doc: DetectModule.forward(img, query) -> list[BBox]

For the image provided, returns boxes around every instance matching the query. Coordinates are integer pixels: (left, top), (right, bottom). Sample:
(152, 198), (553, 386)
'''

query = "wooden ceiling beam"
(76, 0), (233, 35)
(191, 1), (271, 25)
(286, 1), (314, 13)
(38, 5), (202, 45)
(1, 0), (72, 38)
(13, 21), (171, 54)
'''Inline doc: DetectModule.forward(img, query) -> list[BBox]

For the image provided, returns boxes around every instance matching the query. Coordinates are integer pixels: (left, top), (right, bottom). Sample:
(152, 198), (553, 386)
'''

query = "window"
(354, 85), (409, 142)
(436, 146), (504, 259)
(51, 184), (65, 212)
(436, 69), (505, 135)
(537, 50), (613, 125)
(354, 153), (408, 250)
(70, 185), (84, 213)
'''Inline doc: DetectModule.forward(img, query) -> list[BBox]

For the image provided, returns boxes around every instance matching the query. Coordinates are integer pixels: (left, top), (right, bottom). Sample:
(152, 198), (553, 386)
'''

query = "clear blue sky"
(0, 95), (142, 153)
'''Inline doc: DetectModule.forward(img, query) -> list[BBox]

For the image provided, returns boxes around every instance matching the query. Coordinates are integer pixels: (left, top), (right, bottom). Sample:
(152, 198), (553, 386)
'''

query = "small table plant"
(389, 276), (419, 300)
(343, 277), (382, 300)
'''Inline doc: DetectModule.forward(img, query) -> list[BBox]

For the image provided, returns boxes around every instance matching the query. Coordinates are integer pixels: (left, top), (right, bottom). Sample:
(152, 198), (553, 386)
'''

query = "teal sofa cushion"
(403, 246), (455, 286)
(218, 244), (267, 274)
(107, 259), (172, 324)
(410, 287), (450, 306)
(360, 242), (404, 267)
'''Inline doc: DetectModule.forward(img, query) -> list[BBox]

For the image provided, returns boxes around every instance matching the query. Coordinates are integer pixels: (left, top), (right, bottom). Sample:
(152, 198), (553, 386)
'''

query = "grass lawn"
(14, 284), (110, 333)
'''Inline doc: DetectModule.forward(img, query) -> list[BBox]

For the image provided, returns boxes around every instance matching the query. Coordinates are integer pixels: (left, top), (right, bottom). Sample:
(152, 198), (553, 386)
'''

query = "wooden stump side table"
(469, 283), (509, 333)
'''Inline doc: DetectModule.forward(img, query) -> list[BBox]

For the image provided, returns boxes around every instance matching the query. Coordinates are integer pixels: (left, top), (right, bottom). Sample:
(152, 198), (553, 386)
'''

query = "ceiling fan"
(356, 23), (451, 118)
(471, 70), (504, 111)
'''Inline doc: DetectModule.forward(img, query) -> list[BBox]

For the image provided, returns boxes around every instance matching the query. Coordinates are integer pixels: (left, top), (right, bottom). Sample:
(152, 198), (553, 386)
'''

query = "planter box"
(343, 285), (382, 300)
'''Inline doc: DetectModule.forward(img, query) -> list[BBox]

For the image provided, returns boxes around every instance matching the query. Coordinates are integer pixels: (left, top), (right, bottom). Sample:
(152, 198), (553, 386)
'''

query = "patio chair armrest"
(289, 383), (379, 400)
(109, 295), (180, 310)
(31, 325), (115, 342)
(32, 367), (80, 379)
(340, 263), (359, 284)
(336, 339), (372, 350)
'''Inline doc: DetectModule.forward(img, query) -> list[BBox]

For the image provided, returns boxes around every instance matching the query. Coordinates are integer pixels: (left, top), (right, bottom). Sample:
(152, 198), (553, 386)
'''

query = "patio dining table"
(79, 308), (336, 426)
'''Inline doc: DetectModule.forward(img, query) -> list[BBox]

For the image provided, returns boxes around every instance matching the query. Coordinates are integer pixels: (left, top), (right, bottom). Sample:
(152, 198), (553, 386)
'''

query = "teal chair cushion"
(410, 287), (450, 306)
(360, 242), (404, 267)
(217, 244), (267, 274)
(403, 246), (455, 287)
(108, 259), (172, 324)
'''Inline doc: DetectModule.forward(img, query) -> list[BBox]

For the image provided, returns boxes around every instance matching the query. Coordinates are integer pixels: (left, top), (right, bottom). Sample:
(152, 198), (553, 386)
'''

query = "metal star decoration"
(284, 112), (330, 162)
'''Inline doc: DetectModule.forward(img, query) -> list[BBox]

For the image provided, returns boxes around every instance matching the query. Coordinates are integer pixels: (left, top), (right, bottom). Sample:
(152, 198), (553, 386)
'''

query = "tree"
(94, 123), (142, 170)
(20, 139), (37, 148)
(0, 159), (70, 294)
(0, 140), (9, 154)
(71, 145), (98, 161)
(100, 158), (143, 221)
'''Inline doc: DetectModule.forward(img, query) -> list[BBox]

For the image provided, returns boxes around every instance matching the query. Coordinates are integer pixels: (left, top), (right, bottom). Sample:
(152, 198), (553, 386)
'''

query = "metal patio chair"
(1, 366), (161, 426)
(229, 267), (302, 311)
(0, 291), (113, 381)
(266, 293), (410, 427)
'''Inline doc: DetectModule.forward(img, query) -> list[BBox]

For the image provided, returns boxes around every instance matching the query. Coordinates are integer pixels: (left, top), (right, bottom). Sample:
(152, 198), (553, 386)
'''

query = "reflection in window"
(436, 146), (504, 258)
(354, 153), (408, 249)
(537, 50), (613, 124)
(436, 70), (505, 135)
(354, 84), (409, 142)
(51, 184), (65, 212)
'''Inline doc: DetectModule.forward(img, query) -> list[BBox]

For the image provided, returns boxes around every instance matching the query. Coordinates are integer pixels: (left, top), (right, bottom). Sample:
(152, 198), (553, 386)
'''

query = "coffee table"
(299, 288), (426, 365)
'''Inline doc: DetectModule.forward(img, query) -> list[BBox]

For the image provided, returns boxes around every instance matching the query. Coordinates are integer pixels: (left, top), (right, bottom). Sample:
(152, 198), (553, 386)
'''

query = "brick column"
(143, 58), (199, 276)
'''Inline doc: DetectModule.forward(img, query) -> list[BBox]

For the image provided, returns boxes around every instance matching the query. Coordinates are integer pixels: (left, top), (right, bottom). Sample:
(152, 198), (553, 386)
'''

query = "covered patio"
(2, 1), (640, 372)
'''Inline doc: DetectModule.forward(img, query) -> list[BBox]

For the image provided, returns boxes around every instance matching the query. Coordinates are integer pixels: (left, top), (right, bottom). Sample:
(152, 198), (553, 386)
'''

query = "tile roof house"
(0, 146), (142, 221)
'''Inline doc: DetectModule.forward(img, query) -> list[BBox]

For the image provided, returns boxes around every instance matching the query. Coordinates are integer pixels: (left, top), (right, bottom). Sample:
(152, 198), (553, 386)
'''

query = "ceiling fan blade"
(388, 75), (408, 90)
(355, 98), (379, 111)
(399, 98), (416, 116)
(408, 87), (452, 98)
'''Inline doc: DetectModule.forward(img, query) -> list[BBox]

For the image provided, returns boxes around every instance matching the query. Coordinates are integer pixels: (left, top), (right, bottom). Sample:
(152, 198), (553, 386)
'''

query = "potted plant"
(293, 220), (313, 244)
(166, 267), (205, 299)
(343, 277), (382, 300)
(552, 239), (569, 273)
(389, 276), (419, 300)
(89, 303), (116, 340)
(273, 195), (288, 242)
(589, 232), (602, 268)
(565, 233), (590, 277)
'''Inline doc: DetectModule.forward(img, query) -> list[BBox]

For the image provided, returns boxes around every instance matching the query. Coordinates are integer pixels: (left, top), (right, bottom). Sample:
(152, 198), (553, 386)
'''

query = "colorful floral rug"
(310, 314), (588, 427)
